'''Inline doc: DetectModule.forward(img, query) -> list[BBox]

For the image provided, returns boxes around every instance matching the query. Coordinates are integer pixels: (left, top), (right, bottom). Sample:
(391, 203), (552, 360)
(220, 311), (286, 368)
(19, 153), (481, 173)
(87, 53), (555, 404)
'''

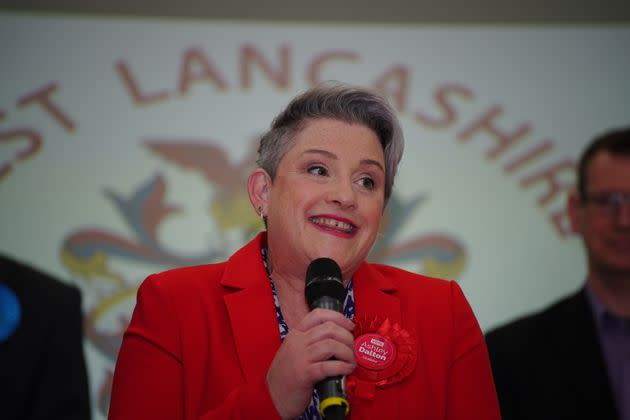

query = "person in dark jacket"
(0, 253), (91, 420)
(485, 127), (630, 420)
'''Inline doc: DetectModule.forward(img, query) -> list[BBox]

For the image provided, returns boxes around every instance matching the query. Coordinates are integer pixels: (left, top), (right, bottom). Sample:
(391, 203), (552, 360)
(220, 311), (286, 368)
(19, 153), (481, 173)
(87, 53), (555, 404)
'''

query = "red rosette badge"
(347, 315), (417, 400)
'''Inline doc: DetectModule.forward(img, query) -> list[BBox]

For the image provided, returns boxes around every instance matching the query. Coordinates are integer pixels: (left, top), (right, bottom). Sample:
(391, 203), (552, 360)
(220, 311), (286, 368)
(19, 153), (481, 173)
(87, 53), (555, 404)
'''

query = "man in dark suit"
(0, 254), (91, 420)
(485, 127), (630, 420)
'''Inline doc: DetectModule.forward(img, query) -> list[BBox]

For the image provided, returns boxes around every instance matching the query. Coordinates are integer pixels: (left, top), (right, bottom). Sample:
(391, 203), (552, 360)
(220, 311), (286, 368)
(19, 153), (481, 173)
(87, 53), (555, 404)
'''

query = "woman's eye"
(359, 177), (375, 190)
(307, 165), (328, 176)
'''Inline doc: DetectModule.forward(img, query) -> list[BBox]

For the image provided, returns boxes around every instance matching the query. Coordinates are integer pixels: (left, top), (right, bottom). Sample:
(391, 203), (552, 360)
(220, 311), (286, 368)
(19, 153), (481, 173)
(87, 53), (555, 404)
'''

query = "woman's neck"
(266, 247), (310, 327)
(272, 272), (310, 328)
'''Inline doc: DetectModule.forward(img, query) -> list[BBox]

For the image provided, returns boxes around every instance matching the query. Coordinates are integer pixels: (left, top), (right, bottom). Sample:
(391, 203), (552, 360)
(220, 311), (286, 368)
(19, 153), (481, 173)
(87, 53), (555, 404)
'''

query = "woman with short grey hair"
(110, 82), (500, 420)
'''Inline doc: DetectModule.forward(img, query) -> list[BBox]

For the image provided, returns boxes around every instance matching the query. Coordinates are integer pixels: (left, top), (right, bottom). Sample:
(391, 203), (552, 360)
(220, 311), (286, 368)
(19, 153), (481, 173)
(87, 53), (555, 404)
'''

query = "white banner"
(1, 13), (629, 418)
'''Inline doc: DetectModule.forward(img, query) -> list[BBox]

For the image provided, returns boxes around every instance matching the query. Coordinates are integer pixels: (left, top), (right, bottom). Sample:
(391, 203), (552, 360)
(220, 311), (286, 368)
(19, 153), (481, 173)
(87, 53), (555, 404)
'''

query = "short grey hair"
(256, 81), (405, 203)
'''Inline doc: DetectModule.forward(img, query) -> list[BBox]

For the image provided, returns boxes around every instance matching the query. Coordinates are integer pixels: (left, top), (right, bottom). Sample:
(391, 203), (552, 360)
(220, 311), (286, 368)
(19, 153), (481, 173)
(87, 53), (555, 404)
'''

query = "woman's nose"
(329, 179), (357, 209)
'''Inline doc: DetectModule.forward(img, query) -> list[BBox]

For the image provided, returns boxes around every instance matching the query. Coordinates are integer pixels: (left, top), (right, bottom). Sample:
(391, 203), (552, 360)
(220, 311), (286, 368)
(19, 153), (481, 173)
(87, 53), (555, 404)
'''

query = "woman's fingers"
(304, 329), (356, 362)
(266, 309), (356, 418)
(303, 318), (356, 345)
(306, 359), (357, 382)
(298, 307), (356, 332)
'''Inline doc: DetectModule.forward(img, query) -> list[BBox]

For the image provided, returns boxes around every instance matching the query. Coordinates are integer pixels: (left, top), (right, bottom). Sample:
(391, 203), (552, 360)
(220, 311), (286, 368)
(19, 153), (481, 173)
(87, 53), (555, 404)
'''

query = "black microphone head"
(305, 257), (346, 310)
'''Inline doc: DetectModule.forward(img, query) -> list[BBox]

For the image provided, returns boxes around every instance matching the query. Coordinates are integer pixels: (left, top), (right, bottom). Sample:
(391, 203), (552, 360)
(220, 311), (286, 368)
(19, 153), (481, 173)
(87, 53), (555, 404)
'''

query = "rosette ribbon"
(346, 315), (417, 400)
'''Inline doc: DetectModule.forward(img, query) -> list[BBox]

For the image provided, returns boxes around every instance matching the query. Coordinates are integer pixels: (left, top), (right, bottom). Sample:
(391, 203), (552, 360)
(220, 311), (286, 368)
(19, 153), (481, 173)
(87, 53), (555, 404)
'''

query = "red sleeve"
(108, 275), (280, 420)
(108, 275), (184, 420)
(445, 281), (501, 420)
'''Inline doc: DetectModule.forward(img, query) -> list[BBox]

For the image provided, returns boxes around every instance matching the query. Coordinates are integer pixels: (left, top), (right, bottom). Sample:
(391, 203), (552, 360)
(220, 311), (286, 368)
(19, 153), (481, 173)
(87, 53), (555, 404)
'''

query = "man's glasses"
(582, 192), (630, 216)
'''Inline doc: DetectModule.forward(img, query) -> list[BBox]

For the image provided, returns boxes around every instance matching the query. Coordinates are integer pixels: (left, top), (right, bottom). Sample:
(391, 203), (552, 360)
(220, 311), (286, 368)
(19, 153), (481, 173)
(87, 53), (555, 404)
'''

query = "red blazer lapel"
(349, 263), (404, 419)
(353, 262), (399, 319)
(221, 233), (281, 383)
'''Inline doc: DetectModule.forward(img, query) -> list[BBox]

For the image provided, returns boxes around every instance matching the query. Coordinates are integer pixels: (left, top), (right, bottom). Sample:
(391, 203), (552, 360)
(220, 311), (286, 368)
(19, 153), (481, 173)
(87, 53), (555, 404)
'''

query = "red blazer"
(109, 233), (500, 419)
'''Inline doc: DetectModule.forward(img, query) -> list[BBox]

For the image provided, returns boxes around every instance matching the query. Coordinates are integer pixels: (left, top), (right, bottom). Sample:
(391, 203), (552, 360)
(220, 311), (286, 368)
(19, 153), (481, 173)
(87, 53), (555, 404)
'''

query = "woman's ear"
(247, 168), (272, 216)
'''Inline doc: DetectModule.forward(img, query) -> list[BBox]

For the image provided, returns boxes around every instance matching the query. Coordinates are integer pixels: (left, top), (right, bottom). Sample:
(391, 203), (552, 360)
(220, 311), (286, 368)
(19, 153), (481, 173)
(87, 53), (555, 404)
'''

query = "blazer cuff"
(242, 375), (281, 419)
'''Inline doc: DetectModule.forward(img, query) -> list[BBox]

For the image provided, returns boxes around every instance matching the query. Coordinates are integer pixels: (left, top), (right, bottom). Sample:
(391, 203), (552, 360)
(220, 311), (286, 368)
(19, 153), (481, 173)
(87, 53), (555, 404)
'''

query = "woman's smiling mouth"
(309, 216), (357, 234)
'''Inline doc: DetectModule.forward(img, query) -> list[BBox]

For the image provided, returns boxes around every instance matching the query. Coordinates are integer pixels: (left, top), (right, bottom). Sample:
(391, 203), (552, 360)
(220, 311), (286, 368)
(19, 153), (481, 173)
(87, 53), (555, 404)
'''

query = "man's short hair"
(577, 127), (630, 200)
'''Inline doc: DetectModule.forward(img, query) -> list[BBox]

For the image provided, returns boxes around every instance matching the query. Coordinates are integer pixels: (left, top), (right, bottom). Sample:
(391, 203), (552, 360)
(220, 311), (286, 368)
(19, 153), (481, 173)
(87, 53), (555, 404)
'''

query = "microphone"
(305, 258), (349, 420)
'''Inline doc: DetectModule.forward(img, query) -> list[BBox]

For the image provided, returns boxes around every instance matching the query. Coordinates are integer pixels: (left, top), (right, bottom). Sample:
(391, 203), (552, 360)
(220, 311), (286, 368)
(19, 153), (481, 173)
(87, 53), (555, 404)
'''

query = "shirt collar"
(586, 282), (607, 323)
(586, 282), (630, 332)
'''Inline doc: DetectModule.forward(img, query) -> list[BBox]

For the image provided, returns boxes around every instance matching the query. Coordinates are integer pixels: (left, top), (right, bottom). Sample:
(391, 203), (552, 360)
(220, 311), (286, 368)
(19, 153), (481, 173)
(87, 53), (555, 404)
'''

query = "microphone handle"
(312, 296), (348, 419)
(317, 376), (347, 420)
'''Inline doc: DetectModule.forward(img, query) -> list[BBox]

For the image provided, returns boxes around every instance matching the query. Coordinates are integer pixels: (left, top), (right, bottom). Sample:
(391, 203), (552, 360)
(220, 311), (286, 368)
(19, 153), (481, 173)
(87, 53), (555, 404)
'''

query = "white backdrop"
(1, 13), (629, 418)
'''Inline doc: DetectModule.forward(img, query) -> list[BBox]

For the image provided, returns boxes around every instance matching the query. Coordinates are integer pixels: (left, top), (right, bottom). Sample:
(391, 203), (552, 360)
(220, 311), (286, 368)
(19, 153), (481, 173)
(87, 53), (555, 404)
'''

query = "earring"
(257, 206), (264, 220)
